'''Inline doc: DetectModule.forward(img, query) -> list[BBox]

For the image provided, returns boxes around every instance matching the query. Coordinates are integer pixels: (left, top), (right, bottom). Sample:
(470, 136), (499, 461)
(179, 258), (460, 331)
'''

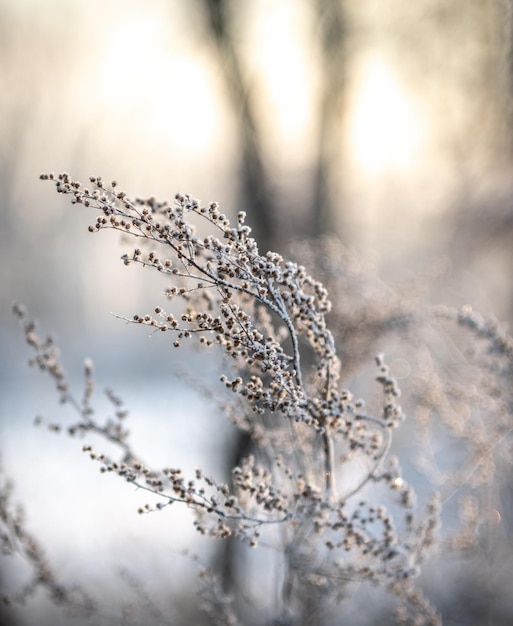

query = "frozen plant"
(10, 172), (446, 625)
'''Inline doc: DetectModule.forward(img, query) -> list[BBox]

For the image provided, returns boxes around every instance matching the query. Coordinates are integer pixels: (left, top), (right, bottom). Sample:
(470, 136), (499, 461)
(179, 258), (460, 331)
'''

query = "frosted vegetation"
(3, 173), (513, 625)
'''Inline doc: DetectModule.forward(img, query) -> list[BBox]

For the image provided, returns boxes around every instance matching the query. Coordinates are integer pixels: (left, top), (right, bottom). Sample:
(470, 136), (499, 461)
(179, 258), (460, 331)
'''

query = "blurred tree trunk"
(201, 0), (274, 604)
(503, 0), (513, 138)
(451, 1), (513, 319)
(199, 1), (348, 619)
(310, 0), (348, 238)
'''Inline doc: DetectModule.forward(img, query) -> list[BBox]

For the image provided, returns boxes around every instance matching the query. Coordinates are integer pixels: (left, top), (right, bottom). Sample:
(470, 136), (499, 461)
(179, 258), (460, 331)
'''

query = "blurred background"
(1, 0), (513, 624)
